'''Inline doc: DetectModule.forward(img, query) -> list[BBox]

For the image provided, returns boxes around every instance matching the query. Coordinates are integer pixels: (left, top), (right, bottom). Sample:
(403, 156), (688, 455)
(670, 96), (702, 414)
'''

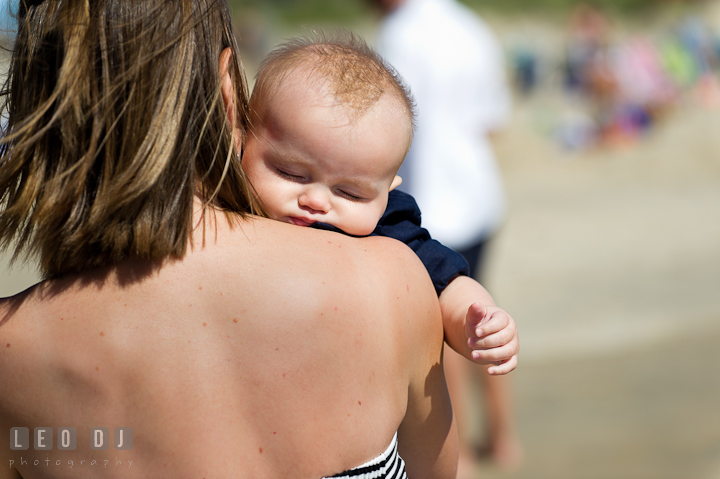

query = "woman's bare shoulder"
(209, 216), (418, 274)
(225, 218), (435, 297)
(208, 216), (443, 348)
(0, 283), (45, 335)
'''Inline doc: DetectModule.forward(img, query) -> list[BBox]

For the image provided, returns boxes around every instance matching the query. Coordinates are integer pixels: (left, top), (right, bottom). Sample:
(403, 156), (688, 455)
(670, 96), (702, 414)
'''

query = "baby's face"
(243, 75), (411, 236)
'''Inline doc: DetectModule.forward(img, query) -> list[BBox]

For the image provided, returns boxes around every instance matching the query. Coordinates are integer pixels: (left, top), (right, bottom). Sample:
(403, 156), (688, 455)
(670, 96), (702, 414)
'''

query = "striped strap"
(324, 433), (407, 479)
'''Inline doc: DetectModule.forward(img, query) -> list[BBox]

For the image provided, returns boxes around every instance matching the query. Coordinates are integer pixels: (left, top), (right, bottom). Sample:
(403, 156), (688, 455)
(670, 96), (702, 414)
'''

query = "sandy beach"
(469, 92), (720, 478)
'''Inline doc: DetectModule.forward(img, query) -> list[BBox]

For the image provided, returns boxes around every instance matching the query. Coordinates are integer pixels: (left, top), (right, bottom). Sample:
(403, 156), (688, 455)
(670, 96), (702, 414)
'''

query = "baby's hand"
(464, 303), (519, 375)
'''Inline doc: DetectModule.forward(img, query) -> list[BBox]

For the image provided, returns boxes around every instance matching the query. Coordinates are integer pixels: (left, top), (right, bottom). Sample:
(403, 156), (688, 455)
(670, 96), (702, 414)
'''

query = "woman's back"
(0, 215), (456, 479)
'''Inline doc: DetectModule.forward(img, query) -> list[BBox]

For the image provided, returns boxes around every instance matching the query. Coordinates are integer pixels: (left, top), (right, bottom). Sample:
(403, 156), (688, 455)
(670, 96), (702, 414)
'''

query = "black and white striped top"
(323, 433), (408, 479)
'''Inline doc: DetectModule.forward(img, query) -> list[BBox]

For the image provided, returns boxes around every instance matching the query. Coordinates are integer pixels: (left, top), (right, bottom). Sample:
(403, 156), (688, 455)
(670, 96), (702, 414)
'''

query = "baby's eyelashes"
(274, 167), (304, 182)
(336, 190), (365, 202)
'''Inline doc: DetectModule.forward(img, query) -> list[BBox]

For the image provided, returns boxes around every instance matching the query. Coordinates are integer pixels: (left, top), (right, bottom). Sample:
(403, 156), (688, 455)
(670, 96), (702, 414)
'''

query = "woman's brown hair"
(0, 0), (260, 278)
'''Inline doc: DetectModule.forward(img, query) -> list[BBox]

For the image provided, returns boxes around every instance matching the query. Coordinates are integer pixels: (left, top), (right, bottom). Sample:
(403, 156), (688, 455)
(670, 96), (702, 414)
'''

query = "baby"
(239, 33), (518, 373)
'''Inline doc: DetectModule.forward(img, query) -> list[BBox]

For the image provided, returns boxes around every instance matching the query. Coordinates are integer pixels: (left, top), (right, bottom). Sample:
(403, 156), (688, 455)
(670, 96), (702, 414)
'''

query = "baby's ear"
(389, 175), (403, 191)
(219, 47), (234, 127)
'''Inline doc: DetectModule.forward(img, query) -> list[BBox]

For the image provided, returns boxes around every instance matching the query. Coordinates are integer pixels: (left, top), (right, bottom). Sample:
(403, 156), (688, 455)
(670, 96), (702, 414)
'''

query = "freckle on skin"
(203, 322), (207, 326)
(6, 343), (10, 348)
(259, 448), (263, 454)
(406, 284), (409, 292)
(95, 366), (99, 371)
(233, 318), (238, 323)
(99, 331), (105, 337)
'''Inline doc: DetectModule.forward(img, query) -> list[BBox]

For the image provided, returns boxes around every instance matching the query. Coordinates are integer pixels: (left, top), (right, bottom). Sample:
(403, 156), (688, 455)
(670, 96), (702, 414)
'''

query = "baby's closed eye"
(274, 167), (305, 182)
(336, 190), (366, 202)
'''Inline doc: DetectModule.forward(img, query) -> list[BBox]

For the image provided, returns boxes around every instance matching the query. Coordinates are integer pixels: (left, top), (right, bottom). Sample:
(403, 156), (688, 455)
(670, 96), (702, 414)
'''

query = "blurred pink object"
(612, 37), (677, 107)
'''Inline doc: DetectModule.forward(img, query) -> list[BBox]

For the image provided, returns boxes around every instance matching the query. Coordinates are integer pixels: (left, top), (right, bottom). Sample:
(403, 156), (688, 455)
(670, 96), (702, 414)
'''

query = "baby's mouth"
(288, 217), (316, 227)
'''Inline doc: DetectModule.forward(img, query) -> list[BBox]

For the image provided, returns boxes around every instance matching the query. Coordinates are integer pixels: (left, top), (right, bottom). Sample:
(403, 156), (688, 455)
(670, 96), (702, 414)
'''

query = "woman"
(0, 1), (456, 478)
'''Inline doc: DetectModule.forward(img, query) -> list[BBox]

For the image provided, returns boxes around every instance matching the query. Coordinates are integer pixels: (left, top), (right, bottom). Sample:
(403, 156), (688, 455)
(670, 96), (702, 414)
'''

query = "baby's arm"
(439, 275), (519, 375)
(373, 190), (518, 374)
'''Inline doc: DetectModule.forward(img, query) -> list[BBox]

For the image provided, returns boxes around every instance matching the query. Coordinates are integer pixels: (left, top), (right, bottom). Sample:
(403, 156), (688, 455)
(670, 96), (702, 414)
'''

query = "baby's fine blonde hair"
(250, 30), (415, 128)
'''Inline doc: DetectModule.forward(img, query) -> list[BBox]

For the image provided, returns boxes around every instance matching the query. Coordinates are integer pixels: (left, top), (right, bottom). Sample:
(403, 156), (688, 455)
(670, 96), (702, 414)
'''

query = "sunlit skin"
(243, 68), (410, 236)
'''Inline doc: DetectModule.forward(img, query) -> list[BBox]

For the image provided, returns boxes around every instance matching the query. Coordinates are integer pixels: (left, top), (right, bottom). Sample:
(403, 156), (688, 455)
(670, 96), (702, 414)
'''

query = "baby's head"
(243, 32), (415, 236)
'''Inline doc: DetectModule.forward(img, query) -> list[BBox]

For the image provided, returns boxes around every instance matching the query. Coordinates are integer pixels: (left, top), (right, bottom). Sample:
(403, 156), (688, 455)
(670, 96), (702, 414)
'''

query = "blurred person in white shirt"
(370, 0), (522, 475)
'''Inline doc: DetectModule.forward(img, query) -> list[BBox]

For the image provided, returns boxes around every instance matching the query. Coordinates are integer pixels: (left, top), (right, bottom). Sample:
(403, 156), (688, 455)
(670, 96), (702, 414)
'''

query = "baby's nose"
(298, 188), (330, 214)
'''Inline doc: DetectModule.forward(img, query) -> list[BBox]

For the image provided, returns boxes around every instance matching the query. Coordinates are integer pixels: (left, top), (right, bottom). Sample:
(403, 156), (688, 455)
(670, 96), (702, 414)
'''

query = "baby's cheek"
(262, 197), (287, 222)
(336, 208), (381, 237)
(346, 223), (376, 237)
(252, 182), (285, 221)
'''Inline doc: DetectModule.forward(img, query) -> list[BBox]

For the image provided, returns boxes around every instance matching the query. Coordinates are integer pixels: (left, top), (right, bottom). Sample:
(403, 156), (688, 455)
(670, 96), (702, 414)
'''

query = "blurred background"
(2, 0), (720, 477)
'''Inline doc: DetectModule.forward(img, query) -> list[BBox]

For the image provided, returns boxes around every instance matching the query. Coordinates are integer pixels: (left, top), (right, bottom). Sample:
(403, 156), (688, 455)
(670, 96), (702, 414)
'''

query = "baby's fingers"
(487, 355), (518, 375)
(464, 302), (488, 333)
(472, 308), (510, 338)
(468, 323), (517, 350)
(471, 338), (517, 361)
